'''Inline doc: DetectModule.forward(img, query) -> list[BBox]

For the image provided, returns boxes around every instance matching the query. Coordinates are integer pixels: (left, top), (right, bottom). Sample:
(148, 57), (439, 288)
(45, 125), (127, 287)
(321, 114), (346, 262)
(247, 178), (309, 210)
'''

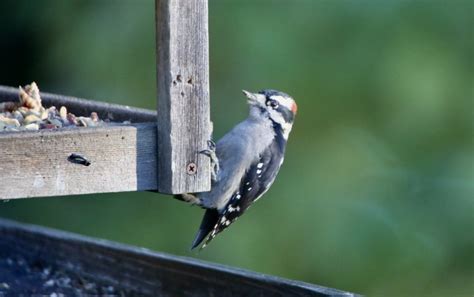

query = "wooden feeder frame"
(1, 0), (211, 199)
(0, 86), (159, 199)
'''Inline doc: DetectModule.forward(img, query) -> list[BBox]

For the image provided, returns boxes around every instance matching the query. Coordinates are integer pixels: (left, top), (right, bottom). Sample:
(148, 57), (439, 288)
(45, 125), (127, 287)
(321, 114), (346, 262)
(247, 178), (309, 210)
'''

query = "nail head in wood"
(186, 162), (197, 175)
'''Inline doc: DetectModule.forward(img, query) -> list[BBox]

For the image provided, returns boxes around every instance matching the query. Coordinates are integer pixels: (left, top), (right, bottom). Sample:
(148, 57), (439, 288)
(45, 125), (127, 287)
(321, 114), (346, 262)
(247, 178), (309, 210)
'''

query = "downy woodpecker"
(184, 89), (297, 249)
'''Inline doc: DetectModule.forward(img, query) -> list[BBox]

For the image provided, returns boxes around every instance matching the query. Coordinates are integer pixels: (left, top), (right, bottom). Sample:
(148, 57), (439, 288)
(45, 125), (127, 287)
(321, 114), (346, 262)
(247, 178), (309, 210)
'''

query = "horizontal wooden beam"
(0, 123), (157, 199)
(0, 85), (158, 199)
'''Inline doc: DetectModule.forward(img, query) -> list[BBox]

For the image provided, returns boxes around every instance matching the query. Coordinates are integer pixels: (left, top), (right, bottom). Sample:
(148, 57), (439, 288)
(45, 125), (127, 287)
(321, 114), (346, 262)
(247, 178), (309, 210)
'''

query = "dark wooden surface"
(0, 85), (158, 199)
(0, 219), (358, 296)
(156, 0), (212, 194)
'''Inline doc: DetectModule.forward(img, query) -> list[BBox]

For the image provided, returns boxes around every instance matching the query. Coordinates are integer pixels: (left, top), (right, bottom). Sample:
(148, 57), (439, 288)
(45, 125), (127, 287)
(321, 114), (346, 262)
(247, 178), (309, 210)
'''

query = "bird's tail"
(191, 209), (219, 250)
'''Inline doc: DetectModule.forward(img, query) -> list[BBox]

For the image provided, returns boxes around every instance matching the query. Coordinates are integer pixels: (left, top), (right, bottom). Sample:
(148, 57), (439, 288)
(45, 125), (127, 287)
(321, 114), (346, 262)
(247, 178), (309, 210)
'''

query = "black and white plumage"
(190, 89), (297, 249)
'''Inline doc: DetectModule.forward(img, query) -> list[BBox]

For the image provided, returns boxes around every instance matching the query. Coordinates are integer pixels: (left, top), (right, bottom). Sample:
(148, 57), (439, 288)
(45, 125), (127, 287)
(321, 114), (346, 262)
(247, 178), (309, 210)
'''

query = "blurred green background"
(0, 0), (473, 295)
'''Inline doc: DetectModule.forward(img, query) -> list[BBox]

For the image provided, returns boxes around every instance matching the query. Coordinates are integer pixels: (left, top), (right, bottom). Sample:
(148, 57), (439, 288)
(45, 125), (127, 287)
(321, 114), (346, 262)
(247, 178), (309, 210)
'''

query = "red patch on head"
(291, 102), (298, 115)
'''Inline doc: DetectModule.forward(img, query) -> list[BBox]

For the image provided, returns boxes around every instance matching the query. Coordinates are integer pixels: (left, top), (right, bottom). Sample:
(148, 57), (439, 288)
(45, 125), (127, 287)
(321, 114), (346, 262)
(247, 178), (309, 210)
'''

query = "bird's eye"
(267, 99), (279, 109)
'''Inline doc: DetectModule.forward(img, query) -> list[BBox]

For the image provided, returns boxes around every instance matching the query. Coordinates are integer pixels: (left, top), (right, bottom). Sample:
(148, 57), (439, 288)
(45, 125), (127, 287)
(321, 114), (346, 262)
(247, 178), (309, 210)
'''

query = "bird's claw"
(207, 140), (216, 151)
(200, 140), (219, 181)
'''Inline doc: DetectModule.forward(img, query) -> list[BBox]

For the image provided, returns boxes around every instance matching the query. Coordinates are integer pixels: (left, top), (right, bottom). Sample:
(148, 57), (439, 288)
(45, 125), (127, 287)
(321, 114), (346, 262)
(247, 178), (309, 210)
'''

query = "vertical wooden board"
(156, 0), (211, 194)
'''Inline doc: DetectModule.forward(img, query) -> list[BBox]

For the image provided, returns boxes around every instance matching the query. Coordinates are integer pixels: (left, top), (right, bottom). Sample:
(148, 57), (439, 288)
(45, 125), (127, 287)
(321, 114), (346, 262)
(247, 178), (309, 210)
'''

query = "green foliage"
(0, 1), (472, 295)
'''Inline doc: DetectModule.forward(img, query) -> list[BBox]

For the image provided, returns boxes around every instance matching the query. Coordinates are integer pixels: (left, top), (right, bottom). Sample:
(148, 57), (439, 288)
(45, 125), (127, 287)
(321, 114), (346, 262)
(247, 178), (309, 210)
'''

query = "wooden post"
(155, 0), (211, 194)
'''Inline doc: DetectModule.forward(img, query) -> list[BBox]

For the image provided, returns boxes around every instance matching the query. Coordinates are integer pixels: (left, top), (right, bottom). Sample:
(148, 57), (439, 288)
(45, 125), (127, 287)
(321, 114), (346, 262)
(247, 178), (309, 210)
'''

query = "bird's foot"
(200, 140), (220, 182)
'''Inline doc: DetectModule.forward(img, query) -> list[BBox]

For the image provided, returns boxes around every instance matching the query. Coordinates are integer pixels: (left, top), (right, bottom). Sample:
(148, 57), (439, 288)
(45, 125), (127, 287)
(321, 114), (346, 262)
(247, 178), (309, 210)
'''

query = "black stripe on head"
(277, 105), (295, 123)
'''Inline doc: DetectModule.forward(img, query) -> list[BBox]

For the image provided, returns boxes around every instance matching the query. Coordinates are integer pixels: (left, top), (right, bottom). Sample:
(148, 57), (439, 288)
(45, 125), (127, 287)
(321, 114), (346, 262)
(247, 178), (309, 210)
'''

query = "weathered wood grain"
(0, 123), (157, 199)
(156, 0), (211, 194)
(0, 218), (359, 296)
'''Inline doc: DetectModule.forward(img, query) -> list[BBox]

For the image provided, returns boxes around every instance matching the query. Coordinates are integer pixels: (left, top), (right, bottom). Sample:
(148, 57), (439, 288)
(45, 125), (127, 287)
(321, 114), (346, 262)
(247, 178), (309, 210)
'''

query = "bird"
(182, 89), (297, 249)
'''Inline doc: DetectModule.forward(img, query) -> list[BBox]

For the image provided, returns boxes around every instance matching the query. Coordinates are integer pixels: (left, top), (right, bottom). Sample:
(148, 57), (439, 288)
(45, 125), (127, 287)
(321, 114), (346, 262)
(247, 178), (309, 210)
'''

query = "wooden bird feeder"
(0, 0), (358, 295)
(1, 0), (211, 198)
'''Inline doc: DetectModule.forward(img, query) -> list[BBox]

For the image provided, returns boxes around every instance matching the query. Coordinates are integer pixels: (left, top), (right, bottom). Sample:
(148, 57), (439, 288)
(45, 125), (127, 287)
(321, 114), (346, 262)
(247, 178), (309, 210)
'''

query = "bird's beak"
(242, 90), (265, 106)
